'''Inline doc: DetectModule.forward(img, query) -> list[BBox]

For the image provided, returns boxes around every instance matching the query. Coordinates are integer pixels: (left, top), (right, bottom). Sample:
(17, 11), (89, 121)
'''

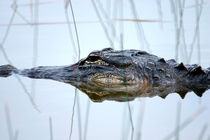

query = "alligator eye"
(87, 55), (100, 62)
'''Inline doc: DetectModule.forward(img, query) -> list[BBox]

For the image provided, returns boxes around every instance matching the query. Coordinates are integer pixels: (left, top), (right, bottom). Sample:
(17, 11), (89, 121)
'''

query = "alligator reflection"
(67, 81), (208, 102)
(0, 48), (209, 102)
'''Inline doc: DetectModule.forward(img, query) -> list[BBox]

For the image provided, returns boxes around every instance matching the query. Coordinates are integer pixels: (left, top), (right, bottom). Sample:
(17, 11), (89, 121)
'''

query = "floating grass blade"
(113, 18), (168, 23)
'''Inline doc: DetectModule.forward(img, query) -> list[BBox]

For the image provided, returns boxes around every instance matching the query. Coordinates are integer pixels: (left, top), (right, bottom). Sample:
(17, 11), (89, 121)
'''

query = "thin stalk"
(196, 0), (202, 64)
(156, 0), (163, 29)
(119, 3), (126, 139)
(175, 101), (182, 140)
(1, 0), (17, 46)
(181, 23), (188, 63)
(187, 0), (203, 63)
(4, 103), (19, 140)
(49, 117), (54, 140)
(11, 7), (31, 25)
(119, 0), (124, 50)
(127, 102), (134, 140)
(177, 0), (183, 61)
(69, 88), (77, 140)
(121, 103), (127, 140)
(170, 0), (186, 62)
(179, 0), (187, 62)
(68, 0), (80, 60)
(111, 0), (121, 45)
(106, 0), (111, 18)
(96, 0), (116, 39)
(69, 1), (82, 140)
(64, 10), (77, 56)
(66, 1), (82, 140)
(13, 130), (19, 140)
(31, 0), (39, 100)
(0, 0), (40, 112)
(76, 90), (82, 140)
(17, 0), (57, 7)
(30, 0), (33, 22)
(128, 0), (150, 51)
(198, 123), (208, 140)
(5, 103), (14, 140)
(119, 4), (134, 138)
(163, 106), (206, 140)
(119, 16), (134, 139)
(0, 45), (40, 112)
(135, 99), (145, 140)
(91, 0), (114, 48)
(83, 100), (91, 140)
(14, 74), (41, 112)
(170, 0), (179, 61)
(122, 104), (134, 140)
(0, 19), (164, 27)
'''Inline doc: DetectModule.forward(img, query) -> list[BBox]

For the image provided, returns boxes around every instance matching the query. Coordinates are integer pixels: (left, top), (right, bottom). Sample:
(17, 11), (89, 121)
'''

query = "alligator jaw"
(90, 73), (125, 88)
(69, 64), (142, 94)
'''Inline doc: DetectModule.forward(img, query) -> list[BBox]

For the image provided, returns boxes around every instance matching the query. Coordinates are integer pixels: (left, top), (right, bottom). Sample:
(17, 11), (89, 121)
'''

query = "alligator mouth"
(90, 73), (126, 88)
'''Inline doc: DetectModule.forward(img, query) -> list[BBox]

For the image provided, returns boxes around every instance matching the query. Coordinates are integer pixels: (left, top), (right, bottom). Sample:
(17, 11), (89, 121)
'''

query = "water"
(0, 0), (210, 140)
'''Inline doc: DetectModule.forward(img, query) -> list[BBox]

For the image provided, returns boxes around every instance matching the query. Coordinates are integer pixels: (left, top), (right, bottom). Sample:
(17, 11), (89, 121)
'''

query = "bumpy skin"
(0, 48), (210, 102)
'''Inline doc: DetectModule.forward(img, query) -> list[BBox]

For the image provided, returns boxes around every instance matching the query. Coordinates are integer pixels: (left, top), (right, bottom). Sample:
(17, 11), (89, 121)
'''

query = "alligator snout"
(0, 64), (17, 77)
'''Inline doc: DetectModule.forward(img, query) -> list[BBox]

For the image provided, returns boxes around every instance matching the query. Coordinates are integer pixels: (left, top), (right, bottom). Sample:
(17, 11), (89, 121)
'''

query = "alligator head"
(67, 48), (146, 102)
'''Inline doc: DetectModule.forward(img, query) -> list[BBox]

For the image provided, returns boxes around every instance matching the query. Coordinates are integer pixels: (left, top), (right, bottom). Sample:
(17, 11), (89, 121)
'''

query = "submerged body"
(0, 48), (210, 102)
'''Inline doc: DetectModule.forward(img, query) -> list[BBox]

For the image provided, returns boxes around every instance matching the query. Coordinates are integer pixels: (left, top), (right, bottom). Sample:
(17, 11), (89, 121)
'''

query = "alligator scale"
(0, 48), (210, 102)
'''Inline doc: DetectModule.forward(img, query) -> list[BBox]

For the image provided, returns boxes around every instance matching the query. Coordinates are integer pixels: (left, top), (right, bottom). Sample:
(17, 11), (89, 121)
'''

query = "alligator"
(0, 48), (210, 102)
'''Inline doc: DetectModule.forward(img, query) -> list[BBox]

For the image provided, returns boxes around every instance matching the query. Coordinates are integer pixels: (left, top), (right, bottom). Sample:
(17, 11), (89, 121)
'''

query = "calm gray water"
(0, 0), (210, 140)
